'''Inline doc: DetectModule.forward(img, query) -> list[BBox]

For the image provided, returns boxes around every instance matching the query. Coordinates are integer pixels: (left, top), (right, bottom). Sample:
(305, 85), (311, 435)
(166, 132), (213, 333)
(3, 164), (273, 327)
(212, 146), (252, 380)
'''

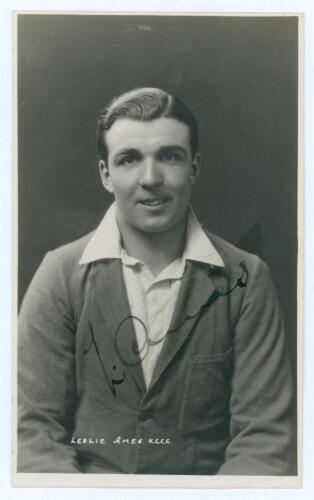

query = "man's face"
(99, 117), (200, 235)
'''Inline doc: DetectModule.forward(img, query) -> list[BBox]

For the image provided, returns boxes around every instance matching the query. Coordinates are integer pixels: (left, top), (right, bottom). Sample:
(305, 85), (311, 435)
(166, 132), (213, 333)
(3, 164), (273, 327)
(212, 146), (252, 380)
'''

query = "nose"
(139, 158), (163, 188)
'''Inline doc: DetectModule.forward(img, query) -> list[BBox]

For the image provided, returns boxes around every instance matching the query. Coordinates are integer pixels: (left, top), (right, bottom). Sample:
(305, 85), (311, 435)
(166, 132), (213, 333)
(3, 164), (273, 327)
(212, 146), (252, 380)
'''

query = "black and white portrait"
(15, 13), (300, 486)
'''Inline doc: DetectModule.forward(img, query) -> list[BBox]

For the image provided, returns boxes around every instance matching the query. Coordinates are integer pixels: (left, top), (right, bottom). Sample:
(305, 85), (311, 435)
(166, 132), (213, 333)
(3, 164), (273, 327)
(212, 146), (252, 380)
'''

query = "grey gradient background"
(17, 14), (298, 473)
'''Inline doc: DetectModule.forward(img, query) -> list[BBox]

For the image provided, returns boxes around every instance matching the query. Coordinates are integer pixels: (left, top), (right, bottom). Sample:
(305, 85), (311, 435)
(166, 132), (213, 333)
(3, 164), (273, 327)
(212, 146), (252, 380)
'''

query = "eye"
(118, 156), (139, 167)
(159, 151), (184, 163)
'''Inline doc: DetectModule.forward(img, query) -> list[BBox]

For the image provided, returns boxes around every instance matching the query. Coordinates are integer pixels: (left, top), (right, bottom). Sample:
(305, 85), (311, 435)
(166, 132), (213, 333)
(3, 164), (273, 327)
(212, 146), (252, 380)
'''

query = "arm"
(18, 251), (81, 472)
(218, 257), (294, 475)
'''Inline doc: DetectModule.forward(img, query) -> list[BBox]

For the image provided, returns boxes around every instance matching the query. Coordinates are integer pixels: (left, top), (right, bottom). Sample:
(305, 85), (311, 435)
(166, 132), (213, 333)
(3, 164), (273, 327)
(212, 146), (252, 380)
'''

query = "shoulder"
(205, 230), (279, 317)
(49, 231), (95, 268)
(205, 230), (267, 279)
(41, 231), (99, 297)
(25, 231), (96, 300)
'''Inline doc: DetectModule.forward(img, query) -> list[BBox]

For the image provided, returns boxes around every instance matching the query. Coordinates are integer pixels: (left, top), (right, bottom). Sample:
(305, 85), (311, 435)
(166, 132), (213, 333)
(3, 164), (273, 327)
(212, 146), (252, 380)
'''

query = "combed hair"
(97, 87), (199, 162)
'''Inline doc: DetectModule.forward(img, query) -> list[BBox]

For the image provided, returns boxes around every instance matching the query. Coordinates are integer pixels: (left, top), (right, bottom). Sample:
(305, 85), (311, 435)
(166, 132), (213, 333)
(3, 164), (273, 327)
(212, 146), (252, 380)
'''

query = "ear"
(190, 152), (201, 185)
(99, 159), (114, 194)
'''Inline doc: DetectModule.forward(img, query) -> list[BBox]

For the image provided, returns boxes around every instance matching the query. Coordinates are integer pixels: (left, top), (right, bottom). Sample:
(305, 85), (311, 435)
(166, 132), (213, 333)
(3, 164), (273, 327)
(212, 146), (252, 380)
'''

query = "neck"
(116, 214), (188, 277)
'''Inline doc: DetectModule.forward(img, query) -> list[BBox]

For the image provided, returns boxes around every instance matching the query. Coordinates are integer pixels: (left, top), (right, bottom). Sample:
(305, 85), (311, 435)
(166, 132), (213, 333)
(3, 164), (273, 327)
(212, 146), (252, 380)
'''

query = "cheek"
(165, 166), (191, 184)
(168, 173), (192, 195)
(110, 175), (135, 196)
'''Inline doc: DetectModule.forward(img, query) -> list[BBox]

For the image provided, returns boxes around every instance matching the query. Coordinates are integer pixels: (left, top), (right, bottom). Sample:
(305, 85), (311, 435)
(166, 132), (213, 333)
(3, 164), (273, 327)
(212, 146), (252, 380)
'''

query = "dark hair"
(97, 87), (199, 162)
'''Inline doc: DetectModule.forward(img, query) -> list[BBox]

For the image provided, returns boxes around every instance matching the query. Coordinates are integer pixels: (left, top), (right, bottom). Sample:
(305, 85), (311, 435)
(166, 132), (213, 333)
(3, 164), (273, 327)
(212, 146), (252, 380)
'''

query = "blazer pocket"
(179, 348), (233, 436)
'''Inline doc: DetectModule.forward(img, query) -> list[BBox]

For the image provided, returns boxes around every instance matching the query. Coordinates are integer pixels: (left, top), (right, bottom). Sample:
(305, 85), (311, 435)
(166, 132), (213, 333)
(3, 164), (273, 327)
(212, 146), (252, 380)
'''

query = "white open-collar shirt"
(80, 203), (224, 387)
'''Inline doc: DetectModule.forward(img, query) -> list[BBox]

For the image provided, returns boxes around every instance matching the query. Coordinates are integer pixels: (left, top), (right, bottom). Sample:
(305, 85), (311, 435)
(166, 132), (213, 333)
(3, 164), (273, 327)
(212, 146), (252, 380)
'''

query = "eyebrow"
(114, 148), (141, 160)
(113, 144), (188, 162)
(157, 145), (187, 156)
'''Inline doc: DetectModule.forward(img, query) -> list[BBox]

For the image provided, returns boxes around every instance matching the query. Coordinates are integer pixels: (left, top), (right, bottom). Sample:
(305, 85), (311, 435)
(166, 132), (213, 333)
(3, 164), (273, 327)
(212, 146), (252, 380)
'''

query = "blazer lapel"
(88, 259), (147, 396)
(148, 261), (219, 389)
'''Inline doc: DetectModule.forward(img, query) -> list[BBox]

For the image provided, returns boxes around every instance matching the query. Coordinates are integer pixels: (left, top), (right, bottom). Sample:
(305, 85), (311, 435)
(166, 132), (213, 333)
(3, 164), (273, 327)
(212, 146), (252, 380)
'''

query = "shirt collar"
(79, 202), (224, 268)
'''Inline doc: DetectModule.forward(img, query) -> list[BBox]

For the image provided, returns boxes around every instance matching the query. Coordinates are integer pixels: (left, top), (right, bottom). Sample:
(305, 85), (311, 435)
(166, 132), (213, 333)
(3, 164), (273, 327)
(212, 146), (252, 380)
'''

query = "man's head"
(97, 88), (201, 236)
(97, 87), (199, 163)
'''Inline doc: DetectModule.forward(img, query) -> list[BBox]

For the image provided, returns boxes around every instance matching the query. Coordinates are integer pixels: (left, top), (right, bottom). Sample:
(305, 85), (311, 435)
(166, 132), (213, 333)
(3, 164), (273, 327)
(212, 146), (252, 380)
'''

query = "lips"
(139, 199), (167, 207)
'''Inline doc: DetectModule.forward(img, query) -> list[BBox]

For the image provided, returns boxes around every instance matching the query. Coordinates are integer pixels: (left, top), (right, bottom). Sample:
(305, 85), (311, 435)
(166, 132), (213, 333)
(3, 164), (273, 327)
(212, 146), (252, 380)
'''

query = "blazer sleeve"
(18, 251), (81, 472)
(217, 256), (295, 475)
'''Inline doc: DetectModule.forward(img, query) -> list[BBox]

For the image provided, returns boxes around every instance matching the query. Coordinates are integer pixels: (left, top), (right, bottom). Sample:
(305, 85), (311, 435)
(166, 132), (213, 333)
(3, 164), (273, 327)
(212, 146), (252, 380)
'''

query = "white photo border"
(1, 1), (312, 499)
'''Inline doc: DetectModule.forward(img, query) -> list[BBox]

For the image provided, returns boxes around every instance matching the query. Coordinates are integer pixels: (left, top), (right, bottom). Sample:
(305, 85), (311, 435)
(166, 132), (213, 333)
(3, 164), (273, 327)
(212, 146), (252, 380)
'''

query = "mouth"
(138, 199), (168, 207)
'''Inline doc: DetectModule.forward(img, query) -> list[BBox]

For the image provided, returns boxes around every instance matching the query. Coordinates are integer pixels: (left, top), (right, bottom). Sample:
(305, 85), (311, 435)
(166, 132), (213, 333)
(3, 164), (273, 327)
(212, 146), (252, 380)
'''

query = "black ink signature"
(84, 261), (248, 395)
(83, 321), (125, 397)
(114, 260), (249, 360)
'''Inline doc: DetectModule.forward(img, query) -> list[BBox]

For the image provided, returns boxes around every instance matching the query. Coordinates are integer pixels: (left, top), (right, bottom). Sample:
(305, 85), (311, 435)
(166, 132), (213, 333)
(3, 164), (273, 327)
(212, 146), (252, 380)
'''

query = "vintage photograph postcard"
(12, 11), (303, 488)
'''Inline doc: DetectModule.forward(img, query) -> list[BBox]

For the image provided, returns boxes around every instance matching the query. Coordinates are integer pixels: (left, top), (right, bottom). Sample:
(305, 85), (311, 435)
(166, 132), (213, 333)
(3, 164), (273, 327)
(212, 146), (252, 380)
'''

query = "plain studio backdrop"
(17, 14), (298, 473)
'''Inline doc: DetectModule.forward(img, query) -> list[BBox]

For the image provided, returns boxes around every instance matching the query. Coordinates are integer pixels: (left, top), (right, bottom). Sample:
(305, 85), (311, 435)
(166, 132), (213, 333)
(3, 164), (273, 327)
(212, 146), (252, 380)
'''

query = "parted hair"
(97, 87), (199, 162)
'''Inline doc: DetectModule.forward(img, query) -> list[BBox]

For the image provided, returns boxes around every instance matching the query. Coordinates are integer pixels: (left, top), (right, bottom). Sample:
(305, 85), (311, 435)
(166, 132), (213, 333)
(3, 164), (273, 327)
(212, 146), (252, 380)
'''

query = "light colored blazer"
(18, 230), (294, 475)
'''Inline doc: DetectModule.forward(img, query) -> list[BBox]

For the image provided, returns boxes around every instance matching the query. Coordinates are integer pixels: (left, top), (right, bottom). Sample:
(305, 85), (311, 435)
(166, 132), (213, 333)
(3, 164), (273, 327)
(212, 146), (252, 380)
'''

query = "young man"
(18, 88), (293, 475)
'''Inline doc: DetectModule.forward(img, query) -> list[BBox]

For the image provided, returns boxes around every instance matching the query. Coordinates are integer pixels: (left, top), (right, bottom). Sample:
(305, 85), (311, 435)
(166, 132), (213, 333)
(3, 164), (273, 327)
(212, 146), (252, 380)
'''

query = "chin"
(137, 225), (169, 234)
(134, 219), (173, 234)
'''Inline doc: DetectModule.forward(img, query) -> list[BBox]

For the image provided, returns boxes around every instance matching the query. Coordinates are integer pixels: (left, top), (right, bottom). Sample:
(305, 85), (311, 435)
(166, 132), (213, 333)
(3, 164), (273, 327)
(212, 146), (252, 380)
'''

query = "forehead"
(105, 117), (191, 155)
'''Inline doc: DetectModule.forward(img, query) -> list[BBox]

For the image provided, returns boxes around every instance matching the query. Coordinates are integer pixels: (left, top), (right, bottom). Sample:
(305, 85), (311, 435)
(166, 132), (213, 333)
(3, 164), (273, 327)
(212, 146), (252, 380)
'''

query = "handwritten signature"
(83, 260), (249, 397)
